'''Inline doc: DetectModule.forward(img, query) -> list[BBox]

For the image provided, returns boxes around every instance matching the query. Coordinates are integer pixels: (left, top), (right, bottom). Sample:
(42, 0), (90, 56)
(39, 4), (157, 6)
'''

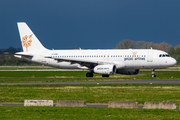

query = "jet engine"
(116, 69), (140, 75)
(94, 65), (116, 75)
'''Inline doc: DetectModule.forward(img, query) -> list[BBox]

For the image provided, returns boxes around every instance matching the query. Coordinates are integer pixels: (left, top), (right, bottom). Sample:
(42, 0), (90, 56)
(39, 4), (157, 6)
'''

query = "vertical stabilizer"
(17, 22), (47, 52)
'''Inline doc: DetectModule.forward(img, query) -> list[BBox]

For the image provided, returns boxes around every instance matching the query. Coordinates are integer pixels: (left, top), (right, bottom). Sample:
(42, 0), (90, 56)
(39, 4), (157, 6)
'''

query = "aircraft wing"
(45, 56), (111, 68)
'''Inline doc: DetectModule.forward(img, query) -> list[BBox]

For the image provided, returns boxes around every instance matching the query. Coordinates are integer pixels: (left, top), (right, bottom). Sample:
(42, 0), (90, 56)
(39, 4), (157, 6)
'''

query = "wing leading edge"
(46, 56), (126, 69)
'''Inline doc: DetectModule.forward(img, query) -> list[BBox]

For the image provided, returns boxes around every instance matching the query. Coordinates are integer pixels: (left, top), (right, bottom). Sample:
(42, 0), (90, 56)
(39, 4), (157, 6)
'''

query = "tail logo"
(22, 34), (33, 52)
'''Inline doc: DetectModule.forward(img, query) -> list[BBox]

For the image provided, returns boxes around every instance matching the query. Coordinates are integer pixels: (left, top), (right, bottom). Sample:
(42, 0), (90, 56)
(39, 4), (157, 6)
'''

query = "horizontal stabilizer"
(15, 52), (34, 57)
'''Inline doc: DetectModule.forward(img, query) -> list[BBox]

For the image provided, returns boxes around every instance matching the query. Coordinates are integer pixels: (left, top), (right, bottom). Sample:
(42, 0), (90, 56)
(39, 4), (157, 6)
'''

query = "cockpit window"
(159, 54), (170, 57)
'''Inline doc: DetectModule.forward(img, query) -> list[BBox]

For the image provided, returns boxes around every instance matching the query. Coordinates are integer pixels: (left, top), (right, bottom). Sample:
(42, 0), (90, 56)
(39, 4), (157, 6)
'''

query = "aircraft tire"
(86, 73), (93, 77)
(151, 74), (156, 78)
(102, 74), (109, 77)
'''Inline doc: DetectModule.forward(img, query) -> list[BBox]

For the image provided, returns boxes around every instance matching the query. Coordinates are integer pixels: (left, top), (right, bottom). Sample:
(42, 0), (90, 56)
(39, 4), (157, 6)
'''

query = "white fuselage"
(19, 49), (176, 70)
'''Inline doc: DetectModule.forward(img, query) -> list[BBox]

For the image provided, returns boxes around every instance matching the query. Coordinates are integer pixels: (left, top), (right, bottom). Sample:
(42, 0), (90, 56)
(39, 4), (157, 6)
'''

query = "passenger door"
(147, 51), (153, 62)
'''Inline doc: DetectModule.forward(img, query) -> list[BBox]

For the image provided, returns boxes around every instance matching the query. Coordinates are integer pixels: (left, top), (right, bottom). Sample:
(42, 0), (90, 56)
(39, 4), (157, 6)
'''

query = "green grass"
(0, 66), (57, 70)
(0, 77), (167, 83)
(0, 69), (179, 119)
(0, 71), (179, 83)
(1, 84), (180, 106)
(0, 107), (180, 120)
(0, 71), (89, 77)
(0, 71), (179, 78)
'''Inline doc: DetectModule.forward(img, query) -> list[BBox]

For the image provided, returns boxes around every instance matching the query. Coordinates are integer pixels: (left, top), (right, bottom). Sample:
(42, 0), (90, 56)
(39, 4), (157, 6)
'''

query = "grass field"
(1, 84), (180, 106)
(0, 107), (180, 120)
(0, 70), (180, 119)
(0, 71), (179, 105)
(0, 71), (179, 78)
(0, 71), (179, 83)
(0, 66), (57, 70)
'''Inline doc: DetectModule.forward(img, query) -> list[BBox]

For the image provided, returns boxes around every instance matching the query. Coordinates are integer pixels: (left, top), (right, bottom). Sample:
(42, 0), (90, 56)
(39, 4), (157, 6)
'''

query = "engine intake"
(94, 65), (116, 75)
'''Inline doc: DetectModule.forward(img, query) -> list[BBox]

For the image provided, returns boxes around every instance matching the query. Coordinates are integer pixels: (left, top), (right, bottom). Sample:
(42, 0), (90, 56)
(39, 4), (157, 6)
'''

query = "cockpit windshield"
(159, 54), (170, 57)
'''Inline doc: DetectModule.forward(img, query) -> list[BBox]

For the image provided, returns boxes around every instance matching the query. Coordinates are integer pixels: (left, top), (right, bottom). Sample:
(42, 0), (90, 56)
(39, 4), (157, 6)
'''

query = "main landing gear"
(86, 72), (93, 77)
(86, 73), (109, 78)
(151, 69), (156, 78)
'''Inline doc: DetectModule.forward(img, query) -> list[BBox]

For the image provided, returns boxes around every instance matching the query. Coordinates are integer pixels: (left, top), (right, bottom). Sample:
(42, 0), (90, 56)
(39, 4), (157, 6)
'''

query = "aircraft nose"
(170, 58), (177, 66)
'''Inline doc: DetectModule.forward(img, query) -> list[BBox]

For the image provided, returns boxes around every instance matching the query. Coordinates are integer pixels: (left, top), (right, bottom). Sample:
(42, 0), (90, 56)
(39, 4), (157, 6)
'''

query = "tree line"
(116, 39), (173, 52)
(0, 46), (21, 54)
(0, 47), (38, 66)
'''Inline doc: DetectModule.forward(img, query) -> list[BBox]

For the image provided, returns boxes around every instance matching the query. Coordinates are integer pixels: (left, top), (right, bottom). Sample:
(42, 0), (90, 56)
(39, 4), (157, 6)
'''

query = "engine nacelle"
(94, 65), (116, 75)
(116, 69), (140, 75)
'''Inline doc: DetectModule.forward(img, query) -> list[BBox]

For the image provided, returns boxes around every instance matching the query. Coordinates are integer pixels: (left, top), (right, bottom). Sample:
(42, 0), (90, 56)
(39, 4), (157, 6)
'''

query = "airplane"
(15, 22), (177, 78)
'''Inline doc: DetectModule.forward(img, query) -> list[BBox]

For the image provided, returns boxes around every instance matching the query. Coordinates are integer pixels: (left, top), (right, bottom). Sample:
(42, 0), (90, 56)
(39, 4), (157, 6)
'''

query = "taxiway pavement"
(2, 103), (179, 109)
(0, 79), (180, 85)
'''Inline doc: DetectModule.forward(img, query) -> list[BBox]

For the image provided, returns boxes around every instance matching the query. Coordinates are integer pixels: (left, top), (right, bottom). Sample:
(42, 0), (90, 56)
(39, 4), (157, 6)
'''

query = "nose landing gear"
(151, 69), (156, 78)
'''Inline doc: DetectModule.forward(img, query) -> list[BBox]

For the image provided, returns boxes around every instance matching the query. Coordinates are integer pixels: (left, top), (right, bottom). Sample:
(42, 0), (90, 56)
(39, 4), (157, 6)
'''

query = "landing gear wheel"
(151, 74), (156, 78)
(151, 69), (156, 78)
(102, 74), (109, 77)
(86, 72), (93, 77)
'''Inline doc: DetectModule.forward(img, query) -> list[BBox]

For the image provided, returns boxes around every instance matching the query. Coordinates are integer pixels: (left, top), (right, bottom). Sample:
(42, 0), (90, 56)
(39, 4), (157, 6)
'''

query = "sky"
(0, 0), (180, 50)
